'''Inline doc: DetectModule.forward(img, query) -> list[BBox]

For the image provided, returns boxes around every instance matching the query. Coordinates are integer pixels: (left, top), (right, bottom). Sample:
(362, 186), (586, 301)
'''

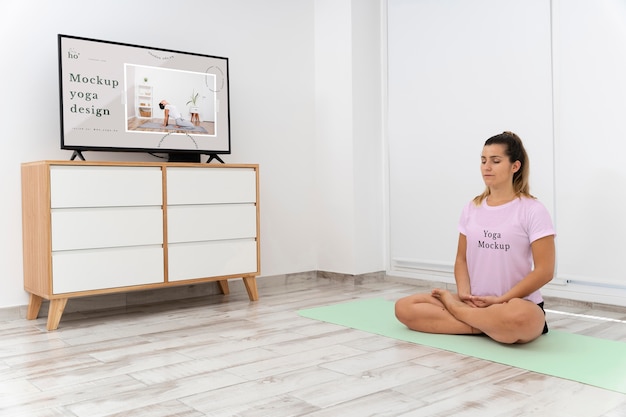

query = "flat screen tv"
(58, 34), (230, 162)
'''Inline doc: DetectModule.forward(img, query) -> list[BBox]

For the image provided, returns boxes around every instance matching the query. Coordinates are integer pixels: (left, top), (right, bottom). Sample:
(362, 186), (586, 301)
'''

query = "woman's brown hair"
(473, 131), (534, 205)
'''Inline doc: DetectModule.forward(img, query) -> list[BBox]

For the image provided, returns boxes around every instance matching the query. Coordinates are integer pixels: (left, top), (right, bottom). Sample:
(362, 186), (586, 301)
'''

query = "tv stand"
(21, 161), (260, 330)
(206, 154), (225, 164)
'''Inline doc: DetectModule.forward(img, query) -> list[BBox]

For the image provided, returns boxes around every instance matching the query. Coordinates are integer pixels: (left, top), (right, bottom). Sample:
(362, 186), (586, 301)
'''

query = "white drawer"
(168, 239), (257, 281)
(166, 167), (256, 205)
(52, 246), (164, 294)
(50, 166), (163, 208)
(167, 204), (256, 243)
(52, 207), (163, 251)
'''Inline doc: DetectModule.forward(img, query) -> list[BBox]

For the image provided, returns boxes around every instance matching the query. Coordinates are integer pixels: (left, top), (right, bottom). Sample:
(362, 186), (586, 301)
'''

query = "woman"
(159, 100), (195, 129)
(394, 131), (555, 344)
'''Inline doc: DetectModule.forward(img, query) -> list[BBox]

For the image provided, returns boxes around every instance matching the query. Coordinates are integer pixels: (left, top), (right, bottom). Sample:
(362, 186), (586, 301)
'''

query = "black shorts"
(537, 302), (549, 334)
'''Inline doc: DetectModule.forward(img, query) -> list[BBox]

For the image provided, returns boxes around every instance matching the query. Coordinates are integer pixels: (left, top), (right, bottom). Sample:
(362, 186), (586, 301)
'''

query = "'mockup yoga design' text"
(478, 230), (511, 252)
(67, 73), (119, 118)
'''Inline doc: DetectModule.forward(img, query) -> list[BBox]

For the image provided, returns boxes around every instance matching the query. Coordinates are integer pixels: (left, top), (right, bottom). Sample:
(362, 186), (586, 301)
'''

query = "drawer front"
(52, 207), (163, 251)
(166, 167), (256, 205)
(168, 239), (257, 281)
(52, 246), (163, 294)
(167, 204), (256, 243)
(50, 166), (163, 208)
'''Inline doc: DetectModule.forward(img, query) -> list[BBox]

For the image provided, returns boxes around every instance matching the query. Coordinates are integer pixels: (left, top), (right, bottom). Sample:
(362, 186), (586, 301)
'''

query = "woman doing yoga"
(395, 131), (556, 344)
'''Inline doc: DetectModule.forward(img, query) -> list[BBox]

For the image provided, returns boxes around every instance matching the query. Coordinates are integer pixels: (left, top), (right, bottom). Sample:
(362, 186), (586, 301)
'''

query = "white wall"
(0, 0), (325, 308)
(387, 0), (626, 306)
(552, 0), (626, 288)
(387, 0), (554, 276)
(314, 0), (385, 274)
(6, 0), (622, 311)
(314, 0), (356, 274)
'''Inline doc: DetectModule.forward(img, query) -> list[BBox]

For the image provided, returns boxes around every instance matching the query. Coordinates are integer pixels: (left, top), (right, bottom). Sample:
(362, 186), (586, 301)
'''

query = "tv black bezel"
(58, 34), (231, 159)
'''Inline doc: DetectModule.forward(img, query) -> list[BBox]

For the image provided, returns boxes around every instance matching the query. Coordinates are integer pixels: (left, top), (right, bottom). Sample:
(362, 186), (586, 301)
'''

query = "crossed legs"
(394, 289), (546, 344)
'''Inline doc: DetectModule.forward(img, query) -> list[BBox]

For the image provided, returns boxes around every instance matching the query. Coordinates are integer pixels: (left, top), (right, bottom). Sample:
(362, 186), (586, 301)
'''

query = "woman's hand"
(466, 295), (504, 308)
(454, 291), (505, 308)
(457, 292), (479, 308)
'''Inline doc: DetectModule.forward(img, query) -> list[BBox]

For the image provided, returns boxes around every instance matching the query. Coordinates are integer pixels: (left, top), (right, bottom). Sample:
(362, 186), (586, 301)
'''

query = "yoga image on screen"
(125, 65), (216, 137)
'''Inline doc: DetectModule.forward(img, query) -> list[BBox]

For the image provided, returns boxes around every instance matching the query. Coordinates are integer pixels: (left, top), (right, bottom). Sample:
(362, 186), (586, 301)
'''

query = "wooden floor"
(2, 275), (626, 416)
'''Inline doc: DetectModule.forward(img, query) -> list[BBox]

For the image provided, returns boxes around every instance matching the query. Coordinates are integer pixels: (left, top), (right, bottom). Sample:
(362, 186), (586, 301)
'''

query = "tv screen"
(58, 34), (230, 160)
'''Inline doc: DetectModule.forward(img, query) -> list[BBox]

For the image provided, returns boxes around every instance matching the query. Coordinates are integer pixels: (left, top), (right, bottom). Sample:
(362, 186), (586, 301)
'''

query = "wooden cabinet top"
(22, 160), (259, 169)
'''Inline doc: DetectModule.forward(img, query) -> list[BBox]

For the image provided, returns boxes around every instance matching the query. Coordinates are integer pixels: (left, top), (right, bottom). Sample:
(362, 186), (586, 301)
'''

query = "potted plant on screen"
(187, 89), (200, 113)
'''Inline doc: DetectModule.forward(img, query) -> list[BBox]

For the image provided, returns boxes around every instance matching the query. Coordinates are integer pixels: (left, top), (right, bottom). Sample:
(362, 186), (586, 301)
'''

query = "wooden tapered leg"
(217, 280), (230, 295)
(46, 298), (68, 331)
(26, 293), (43, 320)
(243, 276), (259, 301)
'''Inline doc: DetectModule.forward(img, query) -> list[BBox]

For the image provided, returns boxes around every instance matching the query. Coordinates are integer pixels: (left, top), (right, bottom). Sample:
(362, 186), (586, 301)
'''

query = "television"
(58, 34), (230, 162)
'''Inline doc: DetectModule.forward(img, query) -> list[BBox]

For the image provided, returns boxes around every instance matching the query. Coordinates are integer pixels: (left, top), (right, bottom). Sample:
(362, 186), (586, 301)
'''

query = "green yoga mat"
(298, 298), (626, 393)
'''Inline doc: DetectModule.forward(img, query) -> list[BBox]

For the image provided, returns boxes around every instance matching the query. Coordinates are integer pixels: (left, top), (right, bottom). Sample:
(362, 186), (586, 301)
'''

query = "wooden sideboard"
(21, 161), (260, 330)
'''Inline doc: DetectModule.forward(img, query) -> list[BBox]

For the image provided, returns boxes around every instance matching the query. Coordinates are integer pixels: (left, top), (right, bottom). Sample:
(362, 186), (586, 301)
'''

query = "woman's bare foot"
(431, 289), (482, 335)
(431, 288), (469, 317)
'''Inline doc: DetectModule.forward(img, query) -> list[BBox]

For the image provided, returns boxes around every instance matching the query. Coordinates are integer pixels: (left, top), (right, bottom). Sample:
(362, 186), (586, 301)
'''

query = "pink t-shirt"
(458, 197), (555, 304)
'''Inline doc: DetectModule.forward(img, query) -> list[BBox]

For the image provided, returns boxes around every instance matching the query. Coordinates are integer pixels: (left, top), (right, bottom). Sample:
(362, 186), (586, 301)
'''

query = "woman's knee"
(495, 299), (545, 342)
(395, 294), (431, 315)
(394, 293), (446, 329)
(507, 299), (544, 323)
(395, 295), (425, 325)
(394, 297), (411, 323)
